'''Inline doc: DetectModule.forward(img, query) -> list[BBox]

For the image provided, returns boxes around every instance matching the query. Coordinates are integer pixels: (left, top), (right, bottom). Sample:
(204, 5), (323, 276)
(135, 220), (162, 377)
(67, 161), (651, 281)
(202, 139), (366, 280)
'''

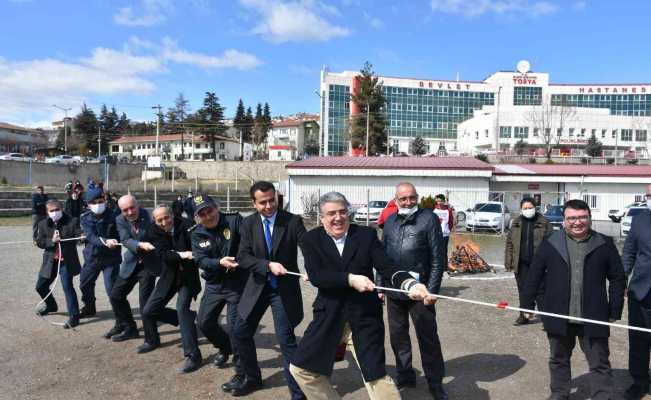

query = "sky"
(2, 0), (651, 127)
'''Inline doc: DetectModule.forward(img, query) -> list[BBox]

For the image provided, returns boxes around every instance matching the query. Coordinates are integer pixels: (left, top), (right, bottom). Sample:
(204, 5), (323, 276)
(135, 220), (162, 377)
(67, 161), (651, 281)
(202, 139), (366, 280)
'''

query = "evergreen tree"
(263, 102), (272, 134)
(585, 132), (603, 158)
(252, 103), (266, 158)
(192, 92), (226, 160)
(409, 136), (427, 156)
(74, 103), (99, 155)
(117, 112), (130, 134)
(514, 139), (527, 156)
(168, 93), (190, 159)
(233, 99), (249, 142)
(350, 62), (387, 156)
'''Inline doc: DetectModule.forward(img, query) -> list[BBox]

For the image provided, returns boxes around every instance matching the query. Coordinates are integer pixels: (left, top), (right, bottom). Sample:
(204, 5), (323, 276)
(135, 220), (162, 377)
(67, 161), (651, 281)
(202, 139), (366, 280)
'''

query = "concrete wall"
(0, 160), (143, 190)
(168, 160), (290, 182)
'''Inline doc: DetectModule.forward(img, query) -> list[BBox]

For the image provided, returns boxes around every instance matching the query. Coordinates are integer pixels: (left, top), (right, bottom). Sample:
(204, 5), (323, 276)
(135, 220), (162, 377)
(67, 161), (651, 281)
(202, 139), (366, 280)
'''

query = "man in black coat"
(143, 205), (202, 373)
(289, 191), (434, 400)
(381, 182), (447, 399)
(622, 185), (651, 400)
(522, 199), (626, 400)
(65, 186), (87, 222)
(230, 181), (306, 398)
(190, 194), (245, 390)
(35, 200), (83, 329)
(31, 185), (49, 241)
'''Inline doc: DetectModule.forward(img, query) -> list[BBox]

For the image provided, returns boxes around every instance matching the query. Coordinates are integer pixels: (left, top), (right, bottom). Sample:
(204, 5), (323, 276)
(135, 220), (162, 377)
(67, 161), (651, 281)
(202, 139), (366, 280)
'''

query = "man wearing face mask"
(35, 200), (84, 329)
(379, 182), (448, 399)
(65, 187), (87, 223)
(79, 188), (122, 322)
(505, 197), (552, 326)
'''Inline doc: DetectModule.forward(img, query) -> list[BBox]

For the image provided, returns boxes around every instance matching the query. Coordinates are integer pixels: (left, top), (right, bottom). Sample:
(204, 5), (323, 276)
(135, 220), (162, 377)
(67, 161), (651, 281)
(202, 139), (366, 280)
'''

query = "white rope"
(99, 237), (123, 247)
(284, 271), (651, 334)
(0, 236), (85, 246)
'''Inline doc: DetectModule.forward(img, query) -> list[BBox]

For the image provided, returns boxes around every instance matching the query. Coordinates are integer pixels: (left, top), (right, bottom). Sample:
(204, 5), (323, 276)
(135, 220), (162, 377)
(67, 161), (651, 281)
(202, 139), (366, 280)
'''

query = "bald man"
(108, 195), (158, 346)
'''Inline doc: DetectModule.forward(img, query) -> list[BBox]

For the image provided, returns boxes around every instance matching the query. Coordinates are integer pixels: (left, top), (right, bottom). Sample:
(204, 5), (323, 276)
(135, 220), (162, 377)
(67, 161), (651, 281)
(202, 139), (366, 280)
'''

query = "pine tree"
(168, 93), (190, 159)
(74, 103), (99, 155)
(350, 62), (387, 156)
(252, 103), (266, 158)
(192, 92), (226, 160)
(233, 99), (249, 142)
(585, 132), (603, 158)
(245, 106), (254, 142)
(117, 113), (130, 134)
(514, 139), (527, 156)
(409, 136), (427, 156)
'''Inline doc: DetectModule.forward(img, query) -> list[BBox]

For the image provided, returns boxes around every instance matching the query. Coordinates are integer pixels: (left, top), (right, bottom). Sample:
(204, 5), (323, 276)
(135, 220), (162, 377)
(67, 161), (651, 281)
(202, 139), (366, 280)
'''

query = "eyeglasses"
(397, 195), (418, 202)
(565, 215), (590, 223)
(323, 210), (349, 218)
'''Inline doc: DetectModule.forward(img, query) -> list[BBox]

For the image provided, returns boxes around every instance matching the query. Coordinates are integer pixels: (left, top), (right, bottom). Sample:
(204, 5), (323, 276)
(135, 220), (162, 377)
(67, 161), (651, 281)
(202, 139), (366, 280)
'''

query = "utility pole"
(152, 104), (162, 156)
(52, 105), (72, 153)
(97, 125), (102, 158)
(365, 101), (370, 157)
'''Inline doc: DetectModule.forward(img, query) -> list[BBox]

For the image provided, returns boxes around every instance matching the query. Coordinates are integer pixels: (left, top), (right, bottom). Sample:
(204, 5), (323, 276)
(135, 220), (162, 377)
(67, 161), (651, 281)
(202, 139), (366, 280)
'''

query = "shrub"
(0, 176), (7, 185)
(545, 159), (555, 164)
(475, 154), (489, 163)
(606, 158), (615, 164)
(628, 159), (639, 165)
(528, 157), (537, 164)
(420, 195), (436, 210)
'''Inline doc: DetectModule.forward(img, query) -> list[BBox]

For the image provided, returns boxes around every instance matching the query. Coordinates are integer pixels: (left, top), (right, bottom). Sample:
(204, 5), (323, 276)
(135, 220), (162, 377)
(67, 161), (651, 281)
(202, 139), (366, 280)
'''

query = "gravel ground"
(0, 226), (640, 400)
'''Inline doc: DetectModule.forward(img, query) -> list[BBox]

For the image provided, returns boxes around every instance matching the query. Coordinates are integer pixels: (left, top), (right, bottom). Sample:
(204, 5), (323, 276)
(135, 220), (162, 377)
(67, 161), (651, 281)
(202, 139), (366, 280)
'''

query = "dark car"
(544, 204), (564, 230)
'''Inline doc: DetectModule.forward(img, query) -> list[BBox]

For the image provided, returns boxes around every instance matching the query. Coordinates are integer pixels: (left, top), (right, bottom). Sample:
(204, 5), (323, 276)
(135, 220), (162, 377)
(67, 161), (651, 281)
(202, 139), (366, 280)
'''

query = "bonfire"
(447, 234), (492, 275)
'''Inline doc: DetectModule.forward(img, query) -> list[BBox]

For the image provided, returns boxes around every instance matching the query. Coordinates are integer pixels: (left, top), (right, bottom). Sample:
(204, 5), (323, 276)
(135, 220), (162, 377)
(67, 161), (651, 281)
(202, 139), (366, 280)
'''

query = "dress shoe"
(231, 377), (263, 397)
(513, 314), (530, 326)
(429, 384), (449, 400)
(625, 383), (650, 400)
(36, 304), (58, 316)
(103, 324), (124, 339)
(221, 374), (245, 392)
(111, 327), (139, 342)
(213, 351), (230, 368)
(179, 356), (202, 374)
(79, 303), (96, 318)
(63, 316), (80, 329)
(136, 341), (160, 354)
(396, 380), (417, 391)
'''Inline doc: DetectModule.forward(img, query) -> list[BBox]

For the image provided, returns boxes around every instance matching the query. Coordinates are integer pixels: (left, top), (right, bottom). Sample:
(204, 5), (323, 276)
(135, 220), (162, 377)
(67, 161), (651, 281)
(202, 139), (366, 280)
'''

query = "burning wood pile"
(447, 235), (492, 275)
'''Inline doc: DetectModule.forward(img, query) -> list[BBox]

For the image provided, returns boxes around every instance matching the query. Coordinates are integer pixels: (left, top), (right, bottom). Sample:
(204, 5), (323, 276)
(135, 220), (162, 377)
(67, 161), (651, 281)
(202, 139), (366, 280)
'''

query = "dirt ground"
(0, 225), (642, 400)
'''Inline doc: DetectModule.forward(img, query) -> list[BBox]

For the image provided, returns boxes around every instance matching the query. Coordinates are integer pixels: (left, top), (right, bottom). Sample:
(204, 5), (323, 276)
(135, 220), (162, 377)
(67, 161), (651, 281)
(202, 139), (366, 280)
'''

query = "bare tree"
(526, 95), (576, 161)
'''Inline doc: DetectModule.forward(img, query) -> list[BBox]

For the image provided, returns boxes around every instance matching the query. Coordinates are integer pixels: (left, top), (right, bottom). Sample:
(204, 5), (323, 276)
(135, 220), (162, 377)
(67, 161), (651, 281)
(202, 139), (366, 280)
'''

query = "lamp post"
(52, 105), (72, 153)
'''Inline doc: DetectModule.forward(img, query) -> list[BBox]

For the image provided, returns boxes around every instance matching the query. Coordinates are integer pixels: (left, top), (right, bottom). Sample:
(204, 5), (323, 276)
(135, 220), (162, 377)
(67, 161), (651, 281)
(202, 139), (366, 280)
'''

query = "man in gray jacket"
(622, 185), (651, 400)
(380, 182), (447, 400)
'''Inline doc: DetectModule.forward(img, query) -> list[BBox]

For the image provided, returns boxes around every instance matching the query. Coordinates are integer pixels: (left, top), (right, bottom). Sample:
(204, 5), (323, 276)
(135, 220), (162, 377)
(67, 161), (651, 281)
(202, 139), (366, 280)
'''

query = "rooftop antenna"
(456, 72), (460, 82)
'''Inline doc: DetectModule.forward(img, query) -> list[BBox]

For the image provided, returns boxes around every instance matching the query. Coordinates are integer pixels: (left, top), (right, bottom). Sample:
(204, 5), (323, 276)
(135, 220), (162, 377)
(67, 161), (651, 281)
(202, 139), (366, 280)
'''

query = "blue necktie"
(264, 218), (277, 289)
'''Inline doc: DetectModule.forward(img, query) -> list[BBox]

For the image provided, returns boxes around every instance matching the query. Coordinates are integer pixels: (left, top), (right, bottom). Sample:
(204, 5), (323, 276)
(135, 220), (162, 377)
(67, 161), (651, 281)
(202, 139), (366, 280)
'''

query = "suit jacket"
(36, 213), (82, 279)
(144, 217), (201, 298)
(292, 224), (413, 382)
(622, 209), (651, 301)
(116, 208), (154, 279)
(522, 230), (626, 338)
(236, 209), (305, 328)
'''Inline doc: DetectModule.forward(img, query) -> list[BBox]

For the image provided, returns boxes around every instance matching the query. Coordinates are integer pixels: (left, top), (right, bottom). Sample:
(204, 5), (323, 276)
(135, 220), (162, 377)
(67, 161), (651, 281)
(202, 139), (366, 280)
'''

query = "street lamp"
(52, 104), (72, 153)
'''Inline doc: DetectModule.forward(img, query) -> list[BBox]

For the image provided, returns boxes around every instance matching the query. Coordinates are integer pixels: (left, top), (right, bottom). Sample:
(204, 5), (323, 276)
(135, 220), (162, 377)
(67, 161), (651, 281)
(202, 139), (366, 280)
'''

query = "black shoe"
(513, 314), (530, 326)
(429, 384), (449, 400)
(396, 380), (417, 391)
(111, 327), (139, 342)
(213, 351), (230, 368)
(221, 375), (245, 392)
(136, 341), (160, 354)
(103, 325), (124, 339)
(179, 356), (202, 374)
(63, 316), (80, 329)
(231, 377), (263, 397)
(625, 383), (650, 400)
(36, 304), (58, 316)
(79, 303), (96, 318)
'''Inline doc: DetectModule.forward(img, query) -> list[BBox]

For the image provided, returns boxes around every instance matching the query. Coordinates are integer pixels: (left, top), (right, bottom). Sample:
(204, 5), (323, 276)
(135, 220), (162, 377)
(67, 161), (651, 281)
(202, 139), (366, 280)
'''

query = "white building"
(267, 116), (319, 161)
(109, 133), (240, 161)
(320, 62), (651, 158)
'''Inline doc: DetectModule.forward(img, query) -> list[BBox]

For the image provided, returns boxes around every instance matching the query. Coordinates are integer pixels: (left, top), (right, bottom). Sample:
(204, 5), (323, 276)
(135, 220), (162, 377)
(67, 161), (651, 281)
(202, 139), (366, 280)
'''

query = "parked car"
(544, 204), (564, 230)
(621, 206), (647, 237)
(45, 155), (79, 165)
(450, 204), (465, 224)
(465, 201), (511, 232)
(353, 200), (388, 223)
(609, 201), (645, 223)
(0, 153), (33, 162)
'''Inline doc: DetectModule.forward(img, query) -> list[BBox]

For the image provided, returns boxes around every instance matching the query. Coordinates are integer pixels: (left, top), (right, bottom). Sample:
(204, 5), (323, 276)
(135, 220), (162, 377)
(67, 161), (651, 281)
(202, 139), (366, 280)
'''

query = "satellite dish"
(517, 60), (530, 74)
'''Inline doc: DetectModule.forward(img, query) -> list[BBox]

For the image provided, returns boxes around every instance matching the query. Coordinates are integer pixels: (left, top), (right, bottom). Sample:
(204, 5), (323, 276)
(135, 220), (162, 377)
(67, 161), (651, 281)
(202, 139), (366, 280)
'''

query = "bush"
(528, 157), (537, 164)
(606, 158), (615, 164)
(581, 157), (589, 164)
(545, 159), (555, 164)
(628, 159), (639, 165)
(420, 195), (436, 210)
(0, 176), (7, 185)
(474, 154), (489, 163)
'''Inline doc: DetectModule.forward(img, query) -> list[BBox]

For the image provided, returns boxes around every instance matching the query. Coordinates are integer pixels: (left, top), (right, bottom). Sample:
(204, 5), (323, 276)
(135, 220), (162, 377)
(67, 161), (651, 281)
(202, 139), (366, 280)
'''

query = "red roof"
(273, 120), (302, 128)
(270, 145), (294, 150)
(286, 156), (493, 170)
(494, 164), (651, 177)
(110, 133), (237, 144)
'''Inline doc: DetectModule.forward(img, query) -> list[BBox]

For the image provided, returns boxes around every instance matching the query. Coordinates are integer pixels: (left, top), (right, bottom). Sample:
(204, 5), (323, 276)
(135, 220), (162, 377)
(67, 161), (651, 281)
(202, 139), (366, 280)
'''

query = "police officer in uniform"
(190, 194), (246, 392)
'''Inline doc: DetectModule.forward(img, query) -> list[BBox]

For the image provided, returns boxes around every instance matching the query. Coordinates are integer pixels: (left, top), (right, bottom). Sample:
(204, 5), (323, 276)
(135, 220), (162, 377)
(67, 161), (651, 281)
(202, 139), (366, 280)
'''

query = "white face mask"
(71, 193), (78, 200)
(521, 208), (536, 219)
(48, 210), (63, 222)
(89, 203), (106, 215)
(398, 206), (418, 216)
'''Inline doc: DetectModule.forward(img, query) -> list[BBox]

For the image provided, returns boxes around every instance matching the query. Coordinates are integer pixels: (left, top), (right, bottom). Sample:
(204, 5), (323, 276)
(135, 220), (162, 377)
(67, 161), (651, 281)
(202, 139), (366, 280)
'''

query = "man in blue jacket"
(79, 187), (121, 323)
(622, 185), (651, 400)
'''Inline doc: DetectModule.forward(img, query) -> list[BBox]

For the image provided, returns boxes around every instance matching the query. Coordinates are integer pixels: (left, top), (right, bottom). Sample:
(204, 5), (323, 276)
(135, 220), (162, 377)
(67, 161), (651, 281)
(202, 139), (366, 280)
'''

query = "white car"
(353, 200), (388, 223)
(465, 201), (511, 232)
(0, 153), (33, 162)
(609, 201), (645, 223)
(621, 206), (647, 237)
(45, 155), (79, 165)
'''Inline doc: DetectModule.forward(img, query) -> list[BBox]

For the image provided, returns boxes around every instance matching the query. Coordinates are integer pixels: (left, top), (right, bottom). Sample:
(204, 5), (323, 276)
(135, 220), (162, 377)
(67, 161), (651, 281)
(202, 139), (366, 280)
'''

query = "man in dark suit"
(523, 199), (626, 400)
(289, 191), (434, 400)
(108, 194), (159, 347)
(622, 185), (651, 400)
(35, 199), (83, 329)
(31, 185), (49, 242)
(143, 205), (201, 373)
(230, 181), (306, 398)
(190, 194), (245, 390)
